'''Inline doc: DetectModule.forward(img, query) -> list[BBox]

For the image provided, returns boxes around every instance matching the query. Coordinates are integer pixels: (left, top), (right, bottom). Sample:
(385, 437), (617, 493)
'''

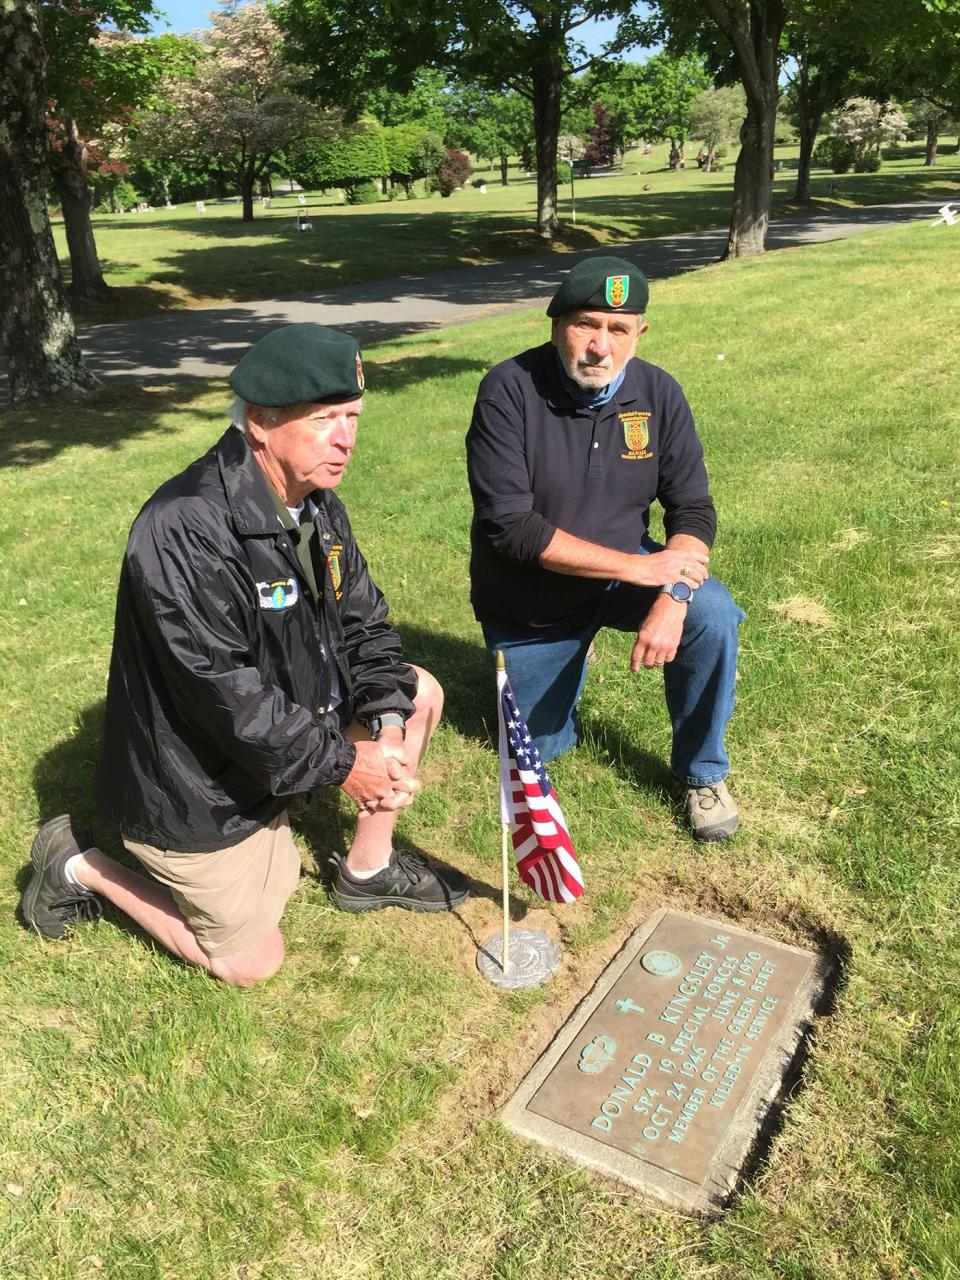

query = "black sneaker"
(21, 815), (103, 939)
(329, 848), (470, 914)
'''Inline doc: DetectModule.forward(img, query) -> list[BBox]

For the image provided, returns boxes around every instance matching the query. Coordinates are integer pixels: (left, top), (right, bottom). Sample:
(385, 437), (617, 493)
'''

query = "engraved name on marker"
(502, 910), (833, 1215)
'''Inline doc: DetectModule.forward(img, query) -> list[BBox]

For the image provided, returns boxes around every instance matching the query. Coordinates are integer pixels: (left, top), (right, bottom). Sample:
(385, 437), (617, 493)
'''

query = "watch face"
(672, 581), (693, 602)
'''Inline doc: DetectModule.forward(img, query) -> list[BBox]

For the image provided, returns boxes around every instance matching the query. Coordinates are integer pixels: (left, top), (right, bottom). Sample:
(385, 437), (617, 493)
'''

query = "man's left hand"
(631, 597), (687, 670)
(377, 724), (410, 774)
(359, 724), (417, 815)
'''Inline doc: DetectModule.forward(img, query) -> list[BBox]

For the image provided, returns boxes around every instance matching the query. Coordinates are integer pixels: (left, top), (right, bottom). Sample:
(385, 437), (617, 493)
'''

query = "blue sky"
(148, 4), (644, 59)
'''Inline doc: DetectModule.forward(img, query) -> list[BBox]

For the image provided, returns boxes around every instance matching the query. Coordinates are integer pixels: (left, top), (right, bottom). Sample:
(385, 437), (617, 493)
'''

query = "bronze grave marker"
(502, 909), (832, 1215)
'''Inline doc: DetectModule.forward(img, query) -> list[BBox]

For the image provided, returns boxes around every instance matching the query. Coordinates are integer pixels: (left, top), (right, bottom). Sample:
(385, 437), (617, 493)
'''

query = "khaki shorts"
(124, 813), (302, 958)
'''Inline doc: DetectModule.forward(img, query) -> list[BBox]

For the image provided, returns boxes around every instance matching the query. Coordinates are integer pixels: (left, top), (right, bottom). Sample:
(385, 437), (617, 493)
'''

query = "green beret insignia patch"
(257, 578), (299, 610)
(605, 274), (628, 307)
(356, 352), (365, 392)
(327, 543), (344, 599)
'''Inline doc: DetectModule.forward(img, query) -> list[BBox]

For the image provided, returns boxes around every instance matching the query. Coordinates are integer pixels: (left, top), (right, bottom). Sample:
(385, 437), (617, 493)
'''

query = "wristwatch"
(366, 712), (407, 740)
(660, 581), (693, 604)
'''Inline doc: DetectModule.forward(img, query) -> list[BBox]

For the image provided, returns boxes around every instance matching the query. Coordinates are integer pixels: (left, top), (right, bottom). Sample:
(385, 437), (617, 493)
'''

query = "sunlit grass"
(55, 142), (960, 324)
(1, 220), (958, 1277)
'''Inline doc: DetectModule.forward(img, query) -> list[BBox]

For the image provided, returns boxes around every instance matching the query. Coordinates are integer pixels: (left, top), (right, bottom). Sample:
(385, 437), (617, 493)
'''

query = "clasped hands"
(340, 726), (422, 816)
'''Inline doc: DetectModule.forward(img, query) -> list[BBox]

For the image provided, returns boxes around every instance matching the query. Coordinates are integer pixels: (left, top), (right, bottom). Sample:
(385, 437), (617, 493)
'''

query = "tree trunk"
(532, 63), (562, 239)
(499, 152), (508, 185)
(793, 52), (814, 202)
(705, 0), (786, 259)
(0, 1), (97, 406)
(53, 116), (109, 301)
(240, 159), (256, 222)
(925, 117), (938, 166)
(725, 91), (777, 257)
(794, 111), (822, 203)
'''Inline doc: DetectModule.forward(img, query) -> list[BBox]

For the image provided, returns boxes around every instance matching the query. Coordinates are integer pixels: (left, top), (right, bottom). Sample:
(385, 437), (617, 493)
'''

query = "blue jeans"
(482, 545), (745, 786)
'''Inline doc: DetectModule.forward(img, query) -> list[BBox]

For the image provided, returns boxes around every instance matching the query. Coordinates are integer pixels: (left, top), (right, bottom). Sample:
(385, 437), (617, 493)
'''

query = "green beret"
(546, 255), (649, 317)
(229, 323), (365, 406)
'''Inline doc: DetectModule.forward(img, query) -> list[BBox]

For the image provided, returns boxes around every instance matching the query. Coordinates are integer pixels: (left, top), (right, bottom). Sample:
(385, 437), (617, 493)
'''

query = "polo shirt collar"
(543, 343), (645, 411)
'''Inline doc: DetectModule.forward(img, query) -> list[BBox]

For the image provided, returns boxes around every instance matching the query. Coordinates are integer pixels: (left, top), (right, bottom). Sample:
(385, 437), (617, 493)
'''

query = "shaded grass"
(1, 220), (959, 1277)
(56, 143), (960, 325)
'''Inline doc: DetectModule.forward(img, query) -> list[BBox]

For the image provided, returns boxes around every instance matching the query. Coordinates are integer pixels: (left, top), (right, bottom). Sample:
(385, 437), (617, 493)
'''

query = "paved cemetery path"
(1, 200), (949, 402)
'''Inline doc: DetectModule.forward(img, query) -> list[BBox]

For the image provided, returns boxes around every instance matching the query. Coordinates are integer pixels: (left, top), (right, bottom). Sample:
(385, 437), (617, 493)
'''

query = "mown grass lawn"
(1, 220), (958, 1279)
(56, 143), (960, 325)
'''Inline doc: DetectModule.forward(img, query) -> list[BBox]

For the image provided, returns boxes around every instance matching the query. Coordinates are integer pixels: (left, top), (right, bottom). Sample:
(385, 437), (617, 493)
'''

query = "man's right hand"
(340, 739), (422, 814)
(629, 547), (709, 589)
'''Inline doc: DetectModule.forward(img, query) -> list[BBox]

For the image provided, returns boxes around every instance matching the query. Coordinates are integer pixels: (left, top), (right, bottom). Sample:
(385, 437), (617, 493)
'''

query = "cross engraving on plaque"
(616, 997), (645, 1015)
(505, 909), (831, 1216)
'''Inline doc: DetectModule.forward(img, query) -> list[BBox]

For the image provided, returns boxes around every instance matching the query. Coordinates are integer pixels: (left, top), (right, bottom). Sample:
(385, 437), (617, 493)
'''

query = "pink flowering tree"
(147, 1), (321, 222)
(829, 97), (909, 169)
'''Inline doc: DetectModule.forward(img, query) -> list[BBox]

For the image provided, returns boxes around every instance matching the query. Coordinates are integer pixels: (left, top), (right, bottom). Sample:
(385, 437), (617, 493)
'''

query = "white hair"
(230, 395), (249, 432)
(231, 396), (281, 432)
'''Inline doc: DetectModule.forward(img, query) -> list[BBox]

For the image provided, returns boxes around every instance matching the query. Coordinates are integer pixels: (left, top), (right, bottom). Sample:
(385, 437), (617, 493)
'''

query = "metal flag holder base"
(477, 927), (562, 990)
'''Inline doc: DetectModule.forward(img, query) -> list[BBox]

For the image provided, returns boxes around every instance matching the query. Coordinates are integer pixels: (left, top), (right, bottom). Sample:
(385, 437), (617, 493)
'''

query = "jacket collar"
(216, 425), (330, 536)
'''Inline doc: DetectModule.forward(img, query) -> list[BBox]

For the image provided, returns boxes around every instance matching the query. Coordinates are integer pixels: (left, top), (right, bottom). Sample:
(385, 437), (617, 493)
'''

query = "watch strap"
(367, 711), (407, 740)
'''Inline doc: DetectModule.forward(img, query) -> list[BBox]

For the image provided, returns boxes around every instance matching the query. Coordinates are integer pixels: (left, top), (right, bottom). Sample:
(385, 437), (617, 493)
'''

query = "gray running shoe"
(329, 848), (469, 913)
(684, 782), (740, 842)
(22, 814), (102, 938)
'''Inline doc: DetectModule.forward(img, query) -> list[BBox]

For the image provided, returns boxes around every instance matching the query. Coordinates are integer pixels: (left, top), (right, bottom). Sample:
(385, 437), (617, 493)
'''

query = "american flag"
(497, 666), (584, 904)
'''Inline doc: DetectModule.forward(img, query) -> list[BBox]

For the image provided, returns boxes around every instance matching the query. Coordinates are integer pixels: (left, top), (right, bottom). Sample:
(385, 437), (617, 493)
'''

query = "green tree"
(443, 83), (532, 184)
(278, 0), (647, 240)
(0, 0), (97, 404)
(686, 85), (745, 168)
(44, 22), (193, 300)
(146, 1), (320, 223)
(296, 119), (389, 192)
(644, 0), (788, 258)
(600, 52), (711, 155)
(906, 97), (958, 166)
(362, 67), (450, 133)
(780, 26), (861, 202)
(382, 123), (444, 193)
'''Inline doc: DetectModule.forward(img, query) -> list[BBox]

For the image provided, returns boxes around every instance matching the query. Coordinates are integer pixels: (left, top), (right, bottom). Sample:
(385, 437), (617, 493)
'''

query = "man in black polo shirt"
(466, 256), (744, 841)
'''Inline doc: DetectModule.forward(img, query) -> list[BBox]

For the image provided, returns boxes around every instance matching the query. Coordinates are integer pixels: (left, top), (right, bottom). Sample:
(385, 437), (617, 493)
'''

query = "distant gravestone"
(502, 909), (833, 1216)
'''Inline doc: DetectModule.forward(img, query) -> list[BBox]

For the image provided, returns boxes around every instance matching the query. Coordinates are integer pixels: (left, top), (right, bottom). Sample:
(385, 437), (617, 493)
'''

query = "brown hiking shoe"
(684, 781), (740, 842)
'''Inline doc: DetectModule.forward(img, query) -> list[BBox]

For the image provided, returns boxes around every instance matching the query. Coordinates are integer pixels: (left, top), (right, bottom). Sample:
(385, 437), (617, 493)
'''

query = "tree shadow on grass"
(0, 382), (225, 467)
(0, 349), (489, 458)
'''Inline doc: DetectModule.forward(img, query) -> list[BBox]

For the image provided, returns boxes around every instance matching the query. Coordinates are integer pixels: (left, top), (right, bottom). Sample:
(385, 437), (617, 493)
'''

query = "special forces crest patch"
(258, 578), (299, 610)
(619, 411), (653, 461)
(605, 274), (629, 308)
(355, 352), (365, 392)
(327, 543), (344, 600)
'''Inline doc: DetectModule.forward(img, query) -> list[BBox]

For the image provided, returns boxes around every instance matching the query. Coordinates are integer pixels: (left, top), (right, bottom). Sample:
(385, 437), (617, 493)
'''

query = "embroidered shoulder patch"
(257, 578), (299, 610)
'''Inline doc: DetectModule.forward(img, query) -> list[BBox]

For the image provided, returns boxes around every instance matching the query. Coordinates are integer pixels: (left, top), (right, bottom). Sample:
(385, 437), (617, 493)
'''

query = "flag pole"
(477, 650), (565, 990)
(496, 649), (511, 973)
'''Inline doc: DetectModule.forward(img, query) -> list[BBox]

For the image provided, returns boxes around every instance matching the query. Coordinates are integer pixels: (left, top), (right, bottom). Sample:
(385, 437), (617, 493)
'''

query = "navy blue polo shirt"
(466, 342), (716, 629)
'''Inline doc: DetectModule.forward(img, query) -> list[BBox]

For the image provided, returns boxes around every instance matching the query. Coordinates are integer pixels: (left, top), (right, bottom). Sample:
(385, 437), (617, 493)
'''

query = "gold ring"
(681, 564), (692, 578)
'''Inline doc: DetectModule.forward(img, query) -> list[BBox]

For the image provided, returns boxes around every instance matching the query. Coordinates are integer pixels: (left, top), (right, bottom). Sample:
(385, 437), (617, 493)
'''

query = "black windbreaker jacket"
(95, 426), (416, 852)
